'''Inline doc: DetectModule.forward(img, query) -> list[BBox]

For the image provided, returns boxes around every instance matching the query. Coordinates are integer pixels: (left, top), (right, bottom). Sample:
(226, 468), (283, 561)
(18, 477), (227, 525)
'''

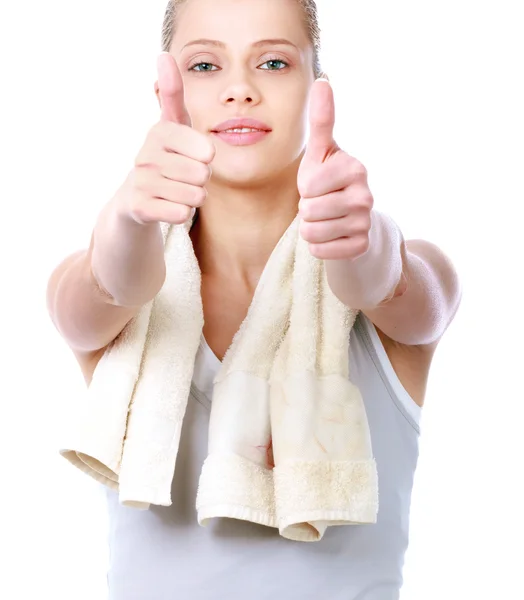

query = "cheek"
(284, 104), (309, 151)
(182, 85), (209, 130)
(271, 87), (310, 146)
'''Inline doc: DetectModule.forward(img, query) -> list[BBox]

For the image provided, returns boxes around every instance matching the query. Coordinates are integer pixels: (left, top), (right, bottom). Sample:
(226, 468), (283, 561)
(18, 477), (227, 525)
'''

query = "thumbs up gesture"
(125, 53), (216, 226)
(298, 80), (374, 261)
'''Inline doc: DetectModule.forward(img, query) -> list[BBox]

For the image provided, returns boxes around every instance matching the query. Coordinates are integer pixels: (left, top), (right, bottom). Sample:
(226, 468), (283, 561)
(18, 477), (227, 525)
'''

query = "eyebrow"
(182, 38), (299, 51)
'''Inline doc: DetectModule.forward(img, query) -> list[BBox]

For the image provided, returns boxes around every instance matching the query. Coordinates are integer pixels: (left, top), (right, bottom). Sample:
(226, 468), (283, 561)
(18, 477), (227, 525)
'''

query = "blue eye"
(189, 59), (288, 73)
(259, 59), (288, 71)
(190, 62), (219, 72)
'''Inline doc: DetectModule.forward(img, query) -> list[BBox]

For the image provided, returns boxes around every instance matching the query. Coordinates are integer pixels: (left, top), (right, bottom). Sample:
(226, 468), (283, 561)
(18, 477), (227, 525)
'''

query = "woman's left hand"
(298, 79), (374, 261)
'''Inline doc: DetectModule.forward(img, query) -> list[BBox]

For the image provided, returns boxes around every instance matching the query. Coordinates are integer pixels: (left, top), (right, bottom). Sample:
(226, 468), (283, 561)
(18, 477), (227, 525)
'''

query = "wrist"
(326, 210), (404, 309)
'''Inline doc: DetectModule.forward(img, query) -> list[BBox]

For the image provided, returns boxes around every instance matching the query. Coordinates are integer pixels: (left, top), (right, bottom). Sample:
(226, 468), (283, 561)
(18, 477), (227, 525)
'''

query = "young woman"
(47, 0), (461, 598)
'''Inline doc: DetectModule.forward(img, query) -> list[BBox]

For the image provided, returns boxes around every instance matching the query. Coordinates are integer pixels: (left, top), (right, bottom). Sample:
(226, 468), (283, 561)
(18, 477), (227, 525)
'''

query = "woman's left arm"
(324, 211), (462, 347)
(299, 79), (461, 346)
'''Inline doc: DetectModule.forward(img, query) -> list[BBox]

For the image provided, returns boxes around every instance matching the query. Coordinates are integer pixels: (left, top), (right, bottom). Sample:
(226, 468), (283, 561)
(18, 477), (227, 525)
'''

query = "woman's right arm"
(46, 184), (167, 354)
(46, 53), (215, 355)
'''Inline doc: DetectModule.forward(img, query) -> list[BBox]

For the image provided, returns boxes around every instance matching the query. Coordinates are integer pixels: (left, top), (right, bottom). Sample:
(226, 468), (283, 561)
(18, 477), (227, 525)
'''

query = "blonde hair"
(160, 0), (324, 79)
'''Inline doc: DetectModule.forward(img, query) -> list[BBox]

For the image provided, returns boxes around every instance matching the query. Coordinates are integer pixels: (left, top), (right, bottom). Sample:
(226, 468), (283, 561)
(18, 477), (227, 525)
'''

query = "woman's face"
(170, 0), (315, 187)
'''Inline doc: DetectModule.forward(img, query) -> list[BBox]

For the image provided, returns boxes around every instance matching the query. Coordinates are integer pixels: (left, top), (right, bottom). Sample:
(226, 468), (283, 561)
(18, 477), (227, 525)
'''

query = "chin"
(211, 153), (295, 188)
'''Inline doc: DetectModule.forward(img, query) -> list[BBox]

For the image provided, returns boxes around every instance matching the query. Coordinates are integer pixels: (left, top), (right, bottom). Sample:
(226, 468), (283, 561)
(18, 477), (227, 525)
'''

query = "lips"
(211, 118), (272, 133)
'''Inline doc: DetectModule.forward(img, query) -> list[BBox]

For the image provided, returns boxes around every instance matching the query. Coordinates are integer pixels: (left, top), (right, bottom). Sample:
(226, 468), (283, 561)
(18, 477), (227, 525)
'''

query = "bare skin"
(67, 304), (434, 408)
(47, 0), (460, 408)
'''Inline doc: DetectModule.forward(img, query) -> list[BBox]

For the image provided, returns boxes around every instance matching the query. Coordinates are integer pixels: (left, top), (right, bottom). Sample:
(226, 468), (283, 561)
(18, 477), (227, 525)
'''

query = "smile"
(223, 128), (265, 133)
(211, 128), (271, 147)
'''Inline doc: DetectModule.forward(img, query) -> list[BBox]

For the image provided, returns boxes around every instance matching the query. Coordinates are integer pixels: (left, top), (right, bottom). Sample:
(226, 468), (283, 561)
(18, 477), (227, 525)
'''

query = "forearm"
(47, 183), (167, 353)
(91, 189), (166, 307)
(325, 210), (405, 310)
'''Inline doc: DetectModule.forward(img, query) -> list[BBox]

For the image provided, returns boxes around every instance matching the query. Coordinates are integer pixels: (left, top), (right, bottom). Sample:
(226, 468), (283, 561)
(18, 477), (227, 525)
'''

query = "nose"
(219, 74), (261, 106)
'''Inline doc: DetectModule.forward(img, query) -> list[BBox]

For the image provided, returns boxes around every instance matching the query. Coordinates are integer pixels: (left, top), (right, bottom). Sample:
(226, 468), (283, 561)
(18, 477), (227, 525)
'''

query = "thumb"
(305, 79), (336, 163)
(156, 52), (191, 126)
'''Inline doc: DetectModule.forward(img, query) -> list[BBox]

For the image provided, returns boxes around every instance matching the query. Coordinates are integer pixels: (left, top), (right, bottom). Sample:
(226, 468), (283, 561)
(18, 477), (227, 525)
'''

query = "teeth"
(224, 128), (261, 133)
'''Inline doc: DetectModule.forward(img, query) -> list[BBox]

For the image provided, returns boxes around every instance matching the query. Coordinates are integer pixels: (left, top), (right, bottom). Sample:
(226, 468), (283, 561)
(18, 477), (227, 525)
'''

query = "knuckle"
(309, 243), (327, 260)
(298, 198), (312, 220)
(298, 174), (315, 198)
(173, 205), (194, 225)
(352, 161), (368, 180)
(355, 235), (370, 254)
(300, 219), (314, 241)
(194, 163), (211, 186)
(349, 188), (373, 211)
(360, 190), (374, 209)
(343, 193), (354, 212)
(148, 121), (166, 144)
(175, 205), (192, 222)
(133, 151), (143, 168)
(193, 187), (207, 207)
(350, 215), (371, 236)
(134, 147), (152, 169)
(131, 168), (150, 192)
(136, 137), (162, 169)
(354, 216), (371, 237)
(200, 139), (216, 164)
(129, 201), (151, 225)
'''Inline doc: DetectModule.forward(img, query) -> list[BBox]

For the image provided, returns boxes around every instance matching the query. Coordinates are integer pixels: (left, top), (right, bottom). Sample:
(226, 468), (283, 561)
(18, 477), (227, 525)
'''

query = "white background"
(1, 1), (523, 598)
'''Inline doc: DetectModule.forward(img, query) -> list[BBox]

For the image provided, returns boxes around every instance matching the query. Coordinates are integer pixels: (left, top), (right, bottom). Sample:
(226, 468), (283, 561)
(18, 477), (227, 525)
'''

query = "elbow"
(405, 241), (463, 345)
(46, 250), (87, 327)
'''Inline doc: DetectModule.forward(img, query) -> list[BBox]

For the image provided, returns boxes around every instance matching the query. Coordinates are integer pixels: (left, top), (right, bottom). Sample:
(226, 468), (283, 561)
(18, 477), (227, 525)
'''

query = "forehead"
(173, 0), (310, 50)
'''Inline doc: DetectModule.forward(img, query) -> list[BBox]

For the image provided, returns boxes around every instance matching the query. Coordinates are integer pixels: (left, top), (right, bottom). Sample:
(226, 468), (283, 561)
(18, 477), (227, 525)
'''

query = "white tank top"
(104, 314), (421, 600)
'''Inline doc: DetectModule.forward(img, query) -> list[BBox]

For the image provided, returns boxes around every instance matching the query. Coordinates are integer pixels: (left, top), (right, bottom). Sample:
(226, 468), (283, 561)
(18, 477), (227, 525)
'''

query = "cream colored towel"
(60, 215), (378, 542)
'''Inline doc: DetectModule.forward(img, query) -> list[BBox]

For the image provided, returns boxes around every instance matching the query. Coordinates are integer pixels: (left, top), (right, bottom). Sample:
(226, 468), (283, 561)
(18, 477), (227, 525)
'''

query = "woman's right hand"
(120, 52), (216, 226)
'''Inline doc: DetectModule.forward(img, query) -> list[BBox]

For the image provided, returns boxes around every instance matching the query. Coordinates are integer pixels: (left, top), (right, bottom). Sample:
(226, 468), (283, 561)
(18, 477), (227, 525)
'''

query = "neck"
(191, 164), (301, 290)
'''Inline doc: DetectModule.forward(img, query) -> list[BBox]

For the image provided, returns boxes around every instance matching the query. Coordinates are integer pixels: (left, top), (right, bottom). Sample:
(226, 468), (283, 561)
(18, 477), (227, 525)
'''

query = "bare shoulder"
(361, 235), (461, 407)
